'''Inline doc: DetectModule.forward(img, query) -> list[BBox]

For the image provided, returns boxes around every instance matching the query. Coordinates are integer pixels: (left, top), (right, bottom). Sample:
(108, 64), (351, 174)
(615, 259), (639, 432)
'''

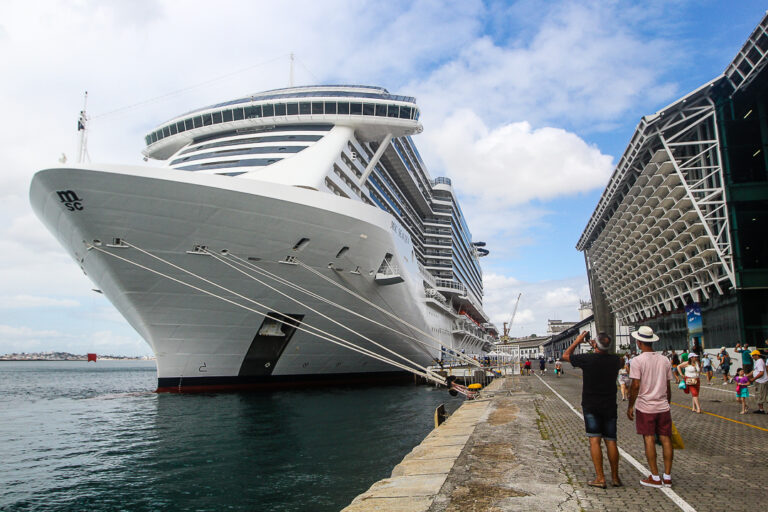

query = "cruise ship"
(30, 85), (496, 391)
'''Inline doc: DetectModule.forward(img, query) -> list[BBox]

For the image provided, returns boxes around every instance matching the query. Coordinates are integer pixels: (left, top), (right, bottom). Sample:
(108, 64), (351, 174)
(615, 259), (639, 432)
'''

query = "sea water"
(0, 361), (461, 511)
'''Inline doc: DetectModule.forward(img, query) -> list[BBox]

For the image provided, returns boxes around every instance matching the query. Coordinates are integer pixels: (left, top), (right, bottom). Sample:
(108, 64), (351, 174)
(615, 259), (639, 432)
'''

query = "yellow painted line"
(670, 401), (768, 432)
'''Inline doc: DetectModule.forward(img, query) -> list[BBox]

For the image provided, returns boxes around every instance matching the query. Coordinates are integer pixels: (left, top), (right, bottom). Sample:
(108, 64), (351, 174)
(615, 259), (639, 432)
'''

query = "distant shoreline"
(0, 358), (154, 362)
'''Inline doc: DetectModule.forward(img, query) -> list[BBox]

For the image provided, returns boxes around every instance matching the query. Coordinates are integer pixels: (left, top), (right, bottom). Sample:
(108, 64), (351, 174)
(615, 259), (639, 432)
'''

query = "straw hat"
(630, 326), (659, 343)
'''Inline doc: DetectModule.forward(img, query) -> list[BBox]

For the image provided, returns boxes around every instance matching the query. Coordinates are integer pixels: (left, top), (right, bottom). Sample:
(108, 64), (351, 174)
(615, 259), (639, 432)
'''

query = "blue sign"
(685, 303), (703, 334)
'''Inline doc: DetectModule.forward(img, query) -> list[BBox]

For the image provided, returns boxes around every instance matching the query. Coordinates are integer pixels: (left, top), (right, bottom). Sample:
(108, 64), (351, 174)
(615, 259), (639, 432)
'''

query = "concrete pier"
(344, 366), (768, 511)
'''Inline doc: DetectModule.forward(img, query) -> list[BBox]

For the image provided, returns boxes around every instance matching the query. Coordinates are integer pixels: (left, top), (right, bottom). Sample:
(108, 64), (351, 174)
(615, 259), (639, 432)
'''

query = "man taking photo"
(563, 331), (624, 488)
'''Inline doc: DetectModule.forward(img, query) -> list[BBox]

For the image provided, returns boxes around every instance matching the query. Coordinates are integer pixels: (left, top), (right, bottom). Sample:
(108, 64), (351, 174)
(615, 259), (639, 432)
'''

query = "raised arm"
(562, 331), (588, 363)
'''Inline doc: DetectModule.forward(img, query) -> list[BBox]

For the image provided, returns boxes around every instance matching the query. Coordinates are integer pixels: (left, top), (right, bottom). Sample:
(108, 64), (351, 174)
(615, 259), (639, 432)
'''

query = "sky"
(0, 0), (765, 356)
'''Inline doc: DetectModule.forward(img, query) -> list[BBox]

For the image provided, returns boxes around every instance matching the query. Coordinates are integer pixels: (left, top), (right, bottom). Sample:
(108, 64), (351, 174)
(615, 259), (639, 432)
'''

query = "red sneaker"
(663, 476), (672, 487)
(640, 475), (662, 488)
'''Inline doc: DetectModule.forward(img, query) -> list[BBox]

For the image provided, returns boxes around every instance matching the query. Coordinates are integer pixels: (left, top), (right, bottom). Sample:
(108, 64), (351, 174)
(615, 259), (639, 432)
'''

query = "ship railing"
(418, 262), (437, 287)
(436, 279), (466, 294)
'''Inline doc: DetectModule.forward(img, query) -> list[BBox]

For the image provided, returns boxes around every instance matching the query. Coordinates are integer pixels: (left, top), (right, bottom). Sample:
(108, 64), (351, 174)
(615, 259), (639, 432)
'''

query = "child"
(734, 368), (750, 414)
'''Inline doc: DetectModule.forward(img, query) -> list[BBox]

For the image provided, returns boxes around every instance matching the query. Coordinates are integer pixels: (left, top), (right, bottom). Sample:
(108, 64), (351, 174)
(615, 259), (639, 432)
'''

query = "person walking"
(718, 347), (732, 384)
(627, 326), (674, 488)
(563, 331), (624, 488)
(670, 350), (681, 384)
(539, 356), (546, 375)
(735, 343), (753, 374)
(618, 359), (630, 401)
(701, 353), (714, 385)
(748, 350), (767, 414)
(734, 368), (751, 414)
(677, 353), (702, 413)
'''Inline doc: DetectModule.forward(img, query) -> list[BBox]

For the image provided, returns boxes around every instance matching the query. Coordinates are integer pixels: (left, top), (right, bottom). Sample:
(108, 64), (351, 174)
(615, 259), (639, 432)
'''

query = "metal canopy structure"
(577, 12), (768, 325)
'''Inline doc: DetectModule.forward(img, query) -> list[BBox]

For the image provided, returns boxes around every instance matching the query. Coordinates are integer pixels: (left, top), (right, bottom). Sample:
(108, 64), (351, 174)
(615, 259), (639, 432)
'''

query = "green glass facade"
(717, 67), (768, 349)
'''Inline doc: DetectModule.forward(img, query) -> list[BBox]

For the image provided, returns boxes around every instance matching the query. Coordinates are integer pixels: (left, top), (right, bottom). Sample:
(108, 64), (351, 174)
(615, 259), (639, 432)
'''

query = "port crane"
(500, 293), (522, 342)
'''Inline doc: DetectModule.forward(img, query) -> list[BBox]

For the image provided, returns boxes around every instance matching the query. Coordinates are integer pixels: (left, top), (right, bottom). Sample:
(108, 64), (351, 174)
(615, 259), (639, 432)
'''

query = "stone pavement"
(344, 367), (768, 511)
(528, 366), (768, 511)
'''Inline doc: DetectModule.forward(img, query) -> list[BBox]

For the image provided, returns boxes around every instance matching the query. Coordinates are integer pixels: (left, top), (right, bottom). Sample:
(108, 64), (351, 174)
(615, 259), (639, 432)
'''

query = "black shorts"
(583, 409), (617, 441)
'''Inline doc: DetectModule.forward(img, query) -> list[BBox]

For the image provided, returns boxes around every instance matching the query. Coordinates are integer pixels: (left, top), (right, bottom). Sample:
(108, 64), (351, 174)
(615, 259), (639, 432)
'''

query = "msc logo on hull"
(56, 190), (84, 211)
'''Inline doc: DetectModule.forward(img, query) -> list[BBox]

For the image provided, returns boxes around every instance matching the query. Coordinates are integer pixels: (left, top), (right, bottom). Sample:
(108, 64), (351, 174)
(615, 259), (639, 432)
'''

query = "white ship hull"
(31, 165), (448, 390)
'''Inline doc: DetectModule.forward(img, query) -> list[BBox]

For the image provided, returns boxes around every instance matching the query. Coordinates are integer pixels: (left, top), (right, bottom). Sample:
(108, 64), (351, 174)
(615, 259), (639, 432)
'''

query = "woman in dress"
(677, 352), (702, 413)
(618, 358), (631, 401)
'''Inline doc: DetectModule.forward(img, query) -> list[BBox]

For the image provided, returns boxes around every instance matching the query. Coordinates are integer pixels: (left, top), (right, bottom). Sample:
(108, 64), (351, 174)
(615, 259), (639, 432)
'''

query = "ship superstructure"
(31, 85), (495, 390)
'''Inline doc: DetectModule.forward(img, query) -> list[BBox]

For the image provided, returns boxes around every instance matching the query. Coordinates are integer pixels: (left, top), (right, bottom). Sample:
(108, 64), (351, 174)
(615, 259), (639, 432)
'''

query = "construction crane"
(501, 293), (522, 342)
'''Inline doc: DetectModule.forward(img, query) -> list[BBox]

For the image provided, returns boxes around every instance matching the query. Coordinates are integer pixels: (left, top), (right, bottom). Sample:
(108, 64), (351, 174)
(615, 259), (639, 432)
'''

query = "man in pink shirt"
(627, 326), (674, 488)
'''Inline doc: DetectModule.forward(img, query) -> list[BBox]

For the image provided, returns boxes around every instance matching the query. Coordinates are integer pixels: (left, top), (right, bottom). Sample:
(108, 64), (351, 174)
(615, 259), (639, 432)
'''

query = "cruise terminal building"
(577, 14), (768, 351)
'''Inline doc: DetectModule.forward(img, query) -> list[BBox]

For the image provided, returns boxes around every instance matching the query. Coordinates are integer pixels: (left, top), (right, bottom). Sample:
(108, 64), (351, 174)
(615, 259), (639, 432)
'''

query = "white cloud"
(428, 110), (614, 206)
(483, 272), (590, 337)
(0, 295), (79, 309)
(409, 1), (680, 132)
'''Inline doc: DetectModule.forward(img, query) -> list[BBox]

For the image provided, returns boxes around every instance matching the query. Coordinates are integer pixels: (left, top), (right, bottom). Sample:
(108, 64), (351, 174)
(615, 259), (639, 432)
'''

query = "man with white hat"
(627, 326), (675, 488)
(748, 349), (767, 414)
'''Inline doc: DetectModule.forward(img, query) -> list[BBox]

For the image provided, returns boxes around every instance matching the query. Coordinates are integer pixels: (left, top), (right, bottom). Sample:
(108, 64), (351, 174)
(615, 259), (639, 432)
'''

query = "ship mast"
(289, 52), (295, 87)
(77, 91), (89, 163)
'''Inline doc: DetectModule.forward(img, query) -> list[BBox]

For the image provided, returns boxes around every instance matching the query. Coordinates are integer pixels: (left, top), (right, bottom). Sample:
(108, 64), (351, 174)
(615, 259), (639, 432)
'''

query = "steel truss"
(582, 92), (734, 324)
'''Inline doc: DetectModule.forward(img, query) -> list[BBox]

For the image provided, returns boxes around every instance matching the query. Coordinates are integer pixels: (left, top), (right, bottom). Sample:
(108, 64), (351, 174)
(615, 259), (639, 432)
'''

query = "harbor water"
(0, 361), (461, 511)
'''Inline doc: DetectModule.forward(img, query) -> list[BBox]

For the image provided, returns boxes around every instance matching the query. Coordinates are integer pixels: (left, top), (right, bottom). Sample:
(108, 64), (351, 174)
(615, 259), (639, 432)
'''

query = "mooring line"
(534, 374), (697, 512)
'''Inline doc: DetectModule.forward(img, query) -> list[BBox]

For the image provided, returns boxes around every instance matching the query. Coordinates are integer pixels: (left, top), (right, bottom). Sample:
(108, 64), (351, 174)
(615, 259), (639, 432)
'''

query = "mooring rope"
(202, 249), (438, 378)
(225, 252), (437, 360)
(293, 259), (482, 367)
(87, 242), (445, 384)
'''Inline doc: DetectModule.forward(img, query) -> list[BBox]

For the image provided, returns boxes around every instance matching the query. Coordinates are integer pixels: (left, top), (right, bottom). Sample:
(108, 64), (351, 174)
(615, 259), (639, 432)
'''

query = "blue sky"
(0, 0), (765, 355)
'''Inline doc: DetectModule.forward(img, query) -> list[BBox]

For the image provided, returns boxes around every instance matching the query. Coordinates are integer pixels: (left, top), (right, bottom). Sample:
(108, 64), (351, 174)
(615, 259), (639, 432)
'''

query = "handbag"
(678, 380), (686, 390)
(685, 377), (698, 386)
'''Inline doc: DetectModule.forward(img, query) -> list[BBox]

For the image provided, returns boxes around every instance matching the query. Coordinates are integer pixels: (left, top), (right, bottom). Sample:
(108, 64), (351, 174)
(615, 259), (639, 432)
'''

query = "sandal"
(612, 479), (623, 487)
(588, 480), (607, 489)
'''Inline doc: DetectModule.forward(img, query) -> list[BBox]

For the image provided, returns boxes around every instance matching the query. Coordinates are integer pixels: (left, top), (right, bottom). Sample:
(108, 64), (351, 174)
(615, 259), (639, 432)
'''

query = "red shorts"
(635, 409), (672, 437)
(683, 382), (700, 397)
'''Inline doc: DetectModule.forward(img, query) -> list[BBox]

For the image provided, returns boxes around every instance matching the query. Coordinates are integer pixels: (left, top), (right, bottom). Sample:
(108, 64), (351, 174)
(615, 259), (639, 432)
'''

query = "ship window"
(263, 104), (274, 117)
(151, 132), (158, 143)
(212, 111), (222, 124)
(387, 105), (399, 118)
(203, 114), (213, 126)
(245, 105), (261, 118)
(163, 126), (170, 137)
(324, 102), (337, 114)
(287, 102), (298, 115)
(399, 106), (411, 119)
(299, 102), (311, 115)
(233, 108), (244, 121)
(222, 110), (233, 122)
(275, 103), (286, 116)
(145, 135), (152, 145)
(375, 104), (387, 117)
(170, 124), (178, 135)
(338, 102), (349, 114)
(177, 121), (185, 133)
(414, 109), (420, 120)
(350, 102), (362, 115)
(312, 102), (323, 114)
(363, 103), (375, 116)
(193, 115), (203, 128)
